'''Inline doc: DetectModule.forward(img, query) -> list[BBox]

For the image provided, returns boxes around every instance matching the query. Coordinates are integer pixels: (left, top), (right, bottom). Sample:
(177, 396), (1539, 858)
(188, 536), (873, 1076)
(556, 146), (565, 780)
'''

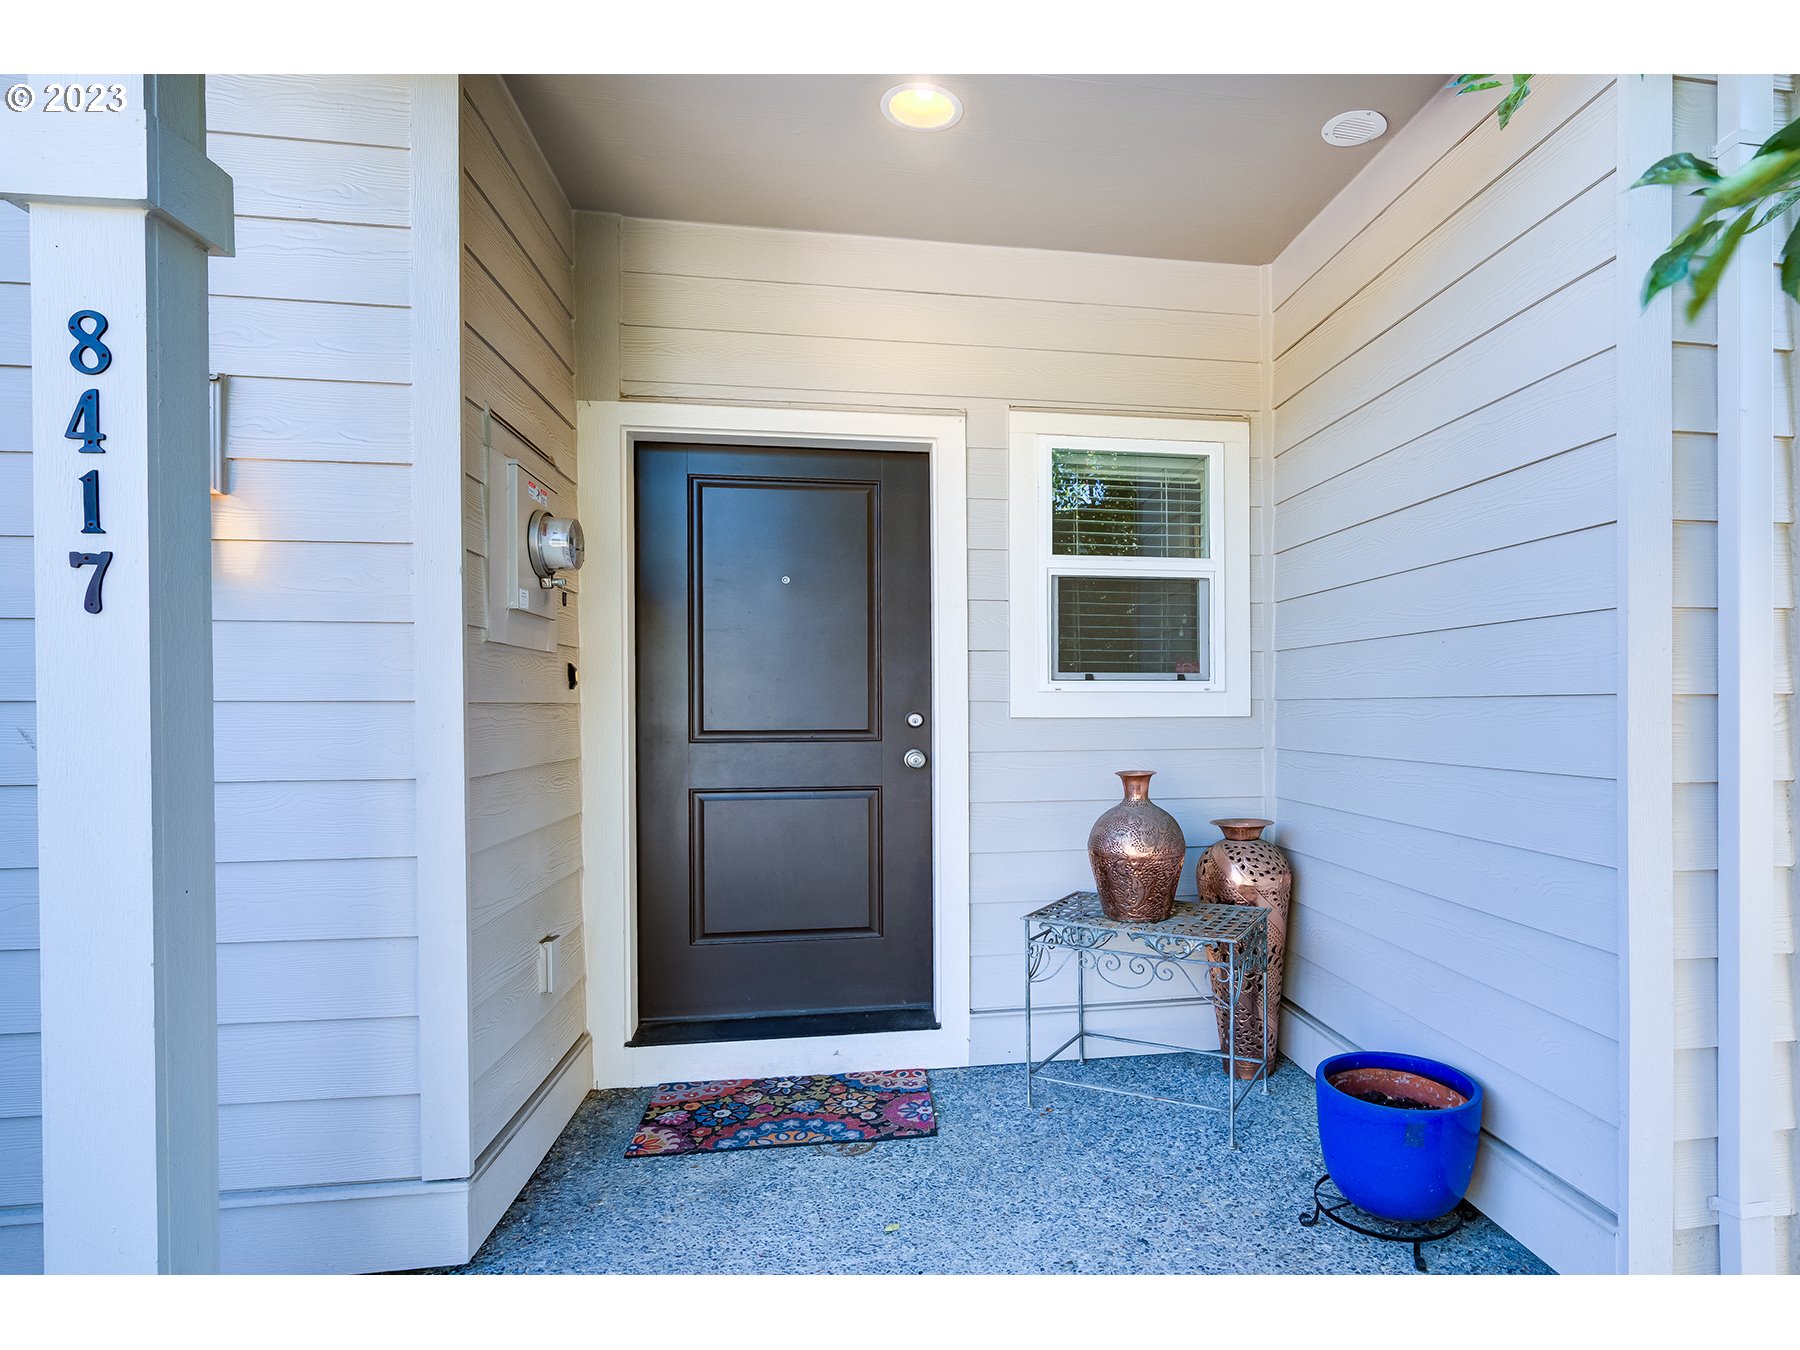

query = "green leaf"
(1449, 74), (1497, 91)
(1693, 147), (1800, 217)
(1494, 74), (1535, 129)
(1452, 78), (1502, 94)
(1758, 114), (1800, 157)
(1634, 112), (1800, 309)
(1749, 184), (1800, 233)
(1630, 152), (1722, 189)
(1782, 216), (1800, 303)
(1667, 210), (1727, 255)
(1686, 209), (1755, 321)
(1642, 218), (1724, 308)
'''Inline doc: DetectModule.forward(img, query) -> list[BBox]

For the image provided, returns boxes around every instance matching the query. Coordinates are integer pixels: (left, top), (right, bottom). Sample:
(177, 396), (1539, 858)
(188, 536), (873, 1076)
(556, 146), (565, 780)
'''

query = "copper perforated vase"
(1199, 819), (1291, 1079)
(1087, 771), (1186, 923)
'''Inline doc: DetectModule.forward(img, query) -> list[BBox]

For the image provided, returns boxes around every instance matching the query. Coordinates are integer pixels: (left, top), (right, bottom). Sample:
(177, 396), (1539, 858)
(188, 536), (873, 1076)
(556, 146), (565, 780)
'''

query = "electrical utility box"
(483, 412), (585, 652)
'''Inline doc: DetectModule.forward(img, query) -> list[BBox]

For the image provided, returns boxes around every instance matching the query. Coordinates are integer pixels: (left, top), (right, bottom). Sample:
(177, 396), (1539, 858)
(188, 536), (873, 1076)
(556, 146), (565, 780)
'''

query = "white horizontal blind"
(1053, 574), (1210, 680)
(1046, 441), (1215, 681)
(1050, 446), (1209, 558)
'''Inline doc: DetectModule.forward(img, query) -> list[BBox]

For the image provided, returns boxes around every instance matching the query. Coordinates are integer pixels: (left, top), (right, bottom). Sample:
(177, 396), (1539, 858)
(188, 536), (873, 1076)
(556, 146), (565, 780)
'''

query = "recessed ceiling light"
(881, 82), (963, 132)
(1321, 109), (1388, 147)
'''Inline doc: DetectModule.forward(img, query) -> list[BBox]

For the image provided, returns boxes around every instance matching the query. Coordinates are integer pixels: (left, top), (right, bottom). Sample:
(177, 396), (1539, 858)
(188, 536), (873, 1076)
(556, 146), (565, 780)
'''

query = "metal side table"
(1022, 890), (1271, 1147)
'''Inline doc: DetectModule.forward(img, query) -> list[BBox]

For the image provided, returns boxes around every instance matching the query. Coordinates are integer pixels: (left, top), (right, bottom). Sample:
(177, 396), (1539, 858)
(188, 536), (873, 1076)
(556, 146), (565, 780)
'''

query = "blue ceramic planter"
(1315, 1051), (1483, 1223)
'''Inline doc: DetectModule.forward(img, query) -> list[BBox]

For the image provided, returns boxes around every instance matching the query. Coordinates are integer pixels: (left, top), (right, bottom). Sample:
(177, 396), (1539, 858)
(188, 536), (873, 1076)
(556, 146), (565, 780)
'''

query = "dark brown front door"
(632, 442), (934, 1045)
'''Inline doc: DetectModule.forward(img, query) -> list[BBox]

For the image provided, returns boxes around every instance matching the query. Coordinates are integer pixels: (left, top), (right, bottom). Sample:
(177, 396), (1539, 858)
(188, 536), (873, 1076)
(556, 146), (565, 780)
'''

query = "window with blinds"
(1045, 443), (1216, 683)
(1050, 447), (1209, 560)
(1053, 575), (1210, 680)
(1008, 410), (1247, 717)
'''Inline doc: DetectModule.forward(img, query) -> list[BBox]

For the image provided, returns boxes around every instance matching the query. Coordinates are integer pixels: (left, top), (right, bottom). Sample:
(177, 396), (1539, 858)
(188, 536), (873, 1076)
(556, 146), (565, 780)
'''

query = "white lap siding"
(586, 214), (1269, 1066)
(205, 75), (426, 1228)
(458, 76), (586, 1162)
(0, 190), (38, 1274)
(1268, 74), (1624, 1273)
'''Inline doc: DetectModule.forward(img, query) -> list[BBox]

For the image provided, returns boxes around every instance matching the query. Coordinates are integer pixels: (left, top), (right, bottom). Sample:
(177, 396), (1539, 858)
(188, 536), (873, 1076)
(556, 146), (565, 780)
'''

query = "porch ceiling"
(503, 73), (1446, 265)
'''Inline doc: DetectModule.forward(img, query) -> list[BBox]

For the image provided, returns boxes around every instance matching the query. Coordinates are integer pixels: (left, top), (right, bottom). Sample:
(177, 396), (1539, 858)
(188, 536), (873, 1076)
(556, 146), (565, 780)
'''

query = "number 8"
(68, 310), (111, 375)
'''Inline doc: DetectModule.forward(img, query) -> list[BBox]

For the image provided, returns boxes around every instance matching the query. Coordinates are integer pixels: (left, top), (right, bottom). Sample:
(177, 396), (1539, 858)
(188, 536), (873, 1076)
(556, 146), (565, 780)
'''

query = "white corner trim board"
(1612, 72), (1678, 1276)
(576, 401), (973, 1087)
(407, 73), (475, 1185)
(1006, 409), (1252, 719)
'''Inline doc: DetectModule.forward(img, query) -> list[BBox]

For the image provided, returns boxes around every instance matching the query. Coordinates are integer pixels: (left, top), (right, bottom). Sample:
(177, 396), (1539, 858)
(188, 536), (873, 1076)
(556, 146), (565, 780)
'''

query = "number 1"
(79, 469), (103, 534)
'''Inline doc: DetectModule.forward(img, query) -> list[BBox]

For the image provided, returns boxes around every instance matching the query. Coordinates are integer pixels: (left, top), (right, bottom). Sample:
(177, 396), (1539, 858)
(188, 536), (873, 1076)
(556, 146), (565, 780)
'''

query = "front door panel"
(634, 442), (933, 1041)
(693, 478), (876, 737)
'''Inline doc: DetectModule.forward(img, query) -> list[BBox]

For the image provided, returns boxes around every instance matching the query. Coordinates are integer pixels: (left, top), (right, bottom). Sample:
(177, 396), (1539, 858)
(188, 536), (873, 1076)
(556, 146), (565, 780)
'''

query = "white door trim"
(577, 401), (972, 1087)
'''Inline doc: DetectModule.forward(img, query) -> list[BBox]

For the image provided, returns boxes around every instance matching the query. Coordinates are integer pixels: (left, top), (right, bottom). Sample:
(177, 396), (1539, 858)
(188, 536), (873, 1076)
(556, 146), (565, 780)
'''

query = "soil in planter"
(1327, 1067), (1469, 1111)
(1347, 1089), (1439, 1110)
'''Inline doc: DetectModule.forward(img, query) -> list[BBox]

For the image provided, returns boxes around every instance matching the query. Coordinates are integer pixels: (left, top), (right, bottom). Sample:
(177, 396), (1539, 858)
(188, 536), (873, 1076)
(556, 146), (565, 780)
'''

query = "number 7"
(68, 551), (113, 614)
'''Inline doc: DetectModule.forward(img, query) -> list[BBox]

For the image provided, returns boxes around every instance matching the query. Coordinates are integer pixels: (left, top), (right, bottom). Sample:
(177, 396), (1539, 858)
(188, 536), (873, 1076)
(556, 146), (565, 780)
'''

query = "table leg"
(1023, 925), (1034, 1110)
(1076, 949), (1087, 1063)
(1226, 947), (1238, 1149)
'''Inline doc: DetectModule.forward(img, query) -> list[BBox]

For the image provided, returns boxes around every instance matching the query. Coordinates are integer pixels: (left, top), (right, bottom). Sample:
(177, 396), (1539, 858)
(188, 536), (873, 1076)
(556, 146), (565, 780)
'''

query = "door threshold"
(630, 1007), (939, 1049)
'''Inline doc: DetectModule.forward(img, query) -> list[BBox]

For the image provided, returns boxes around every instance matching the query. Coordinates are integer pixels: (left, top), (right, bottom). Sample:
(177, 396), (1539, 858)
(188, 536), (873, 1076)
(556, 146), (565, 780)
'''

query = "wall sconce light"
(209, 373), (228, 496)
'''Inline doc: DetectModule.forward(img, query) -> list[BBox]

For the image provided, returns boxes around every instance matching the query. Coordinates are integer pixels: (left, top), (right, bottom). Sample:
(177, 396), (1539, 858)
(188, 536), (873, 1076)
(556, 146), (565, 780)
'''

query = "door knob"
(903, 749), (928, 770)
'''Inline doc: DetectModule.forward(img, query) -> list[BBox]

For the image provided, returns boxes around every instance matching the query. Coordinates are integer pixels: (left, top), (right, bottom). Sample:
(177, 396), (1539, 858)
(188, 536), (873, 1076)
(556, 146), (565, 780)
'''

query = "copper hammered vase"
(1199, 819), (1291, 1079)
(1087, 771), (1187, 923)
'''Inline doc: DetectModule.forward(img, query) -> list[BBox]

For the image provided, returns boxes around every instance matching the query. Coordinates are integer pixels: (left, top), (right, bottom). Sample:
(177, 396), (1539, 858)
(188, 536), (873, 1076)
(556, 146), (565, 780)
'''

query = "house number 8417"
(64, 309), (113, 613)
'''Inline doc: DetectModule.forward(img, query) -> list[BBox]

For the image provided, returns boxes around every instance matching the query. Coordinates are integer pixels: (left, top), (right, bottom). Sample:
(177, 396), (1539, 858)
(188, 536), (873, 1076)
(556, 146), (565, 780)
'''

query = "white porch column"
(1712, 72), (1780, 1274)
(1, 75), (232, 1273)
(1614, 72), (1677, 1275)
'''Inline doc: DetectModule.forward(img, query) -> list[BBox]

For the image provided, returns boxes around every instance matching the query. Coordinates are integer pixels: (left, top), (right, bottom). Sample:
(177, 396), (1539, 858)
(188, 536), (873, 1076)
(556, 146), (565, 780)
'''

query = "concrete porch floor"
(433, 1055), (1552, 1275)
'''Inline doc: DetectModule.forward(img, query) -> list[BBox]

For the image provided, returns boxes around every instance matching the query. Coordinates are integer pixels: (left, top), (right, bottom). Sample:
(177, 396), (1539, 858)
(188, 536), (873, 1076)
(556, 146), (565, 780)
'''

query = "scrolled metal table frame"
(1022, 891), (1271, 1147)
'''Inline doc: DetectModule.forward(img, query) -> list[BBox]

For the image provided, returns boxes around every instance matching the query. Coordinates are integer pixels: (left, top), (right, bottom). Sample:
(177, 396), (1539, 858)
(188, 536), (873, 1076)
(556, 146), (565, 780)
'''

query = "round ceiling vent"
(1321, 109), (1389, 147)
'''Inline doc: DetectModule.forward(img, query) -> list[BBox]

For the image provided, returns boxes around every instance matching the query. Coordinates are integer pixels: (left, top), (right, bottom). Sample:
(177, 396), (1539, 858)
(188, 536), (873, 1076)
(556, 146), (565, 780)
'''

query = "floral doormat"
(624, 1069), (937, 1157)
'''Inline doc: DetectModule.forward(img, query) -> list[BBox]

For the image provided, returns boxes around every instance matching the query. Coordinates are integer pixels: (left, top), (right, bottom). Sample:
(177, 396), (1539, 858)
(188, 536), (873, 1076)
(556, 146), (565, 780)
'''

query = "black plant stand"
(1300, 1174), (1469, 1272)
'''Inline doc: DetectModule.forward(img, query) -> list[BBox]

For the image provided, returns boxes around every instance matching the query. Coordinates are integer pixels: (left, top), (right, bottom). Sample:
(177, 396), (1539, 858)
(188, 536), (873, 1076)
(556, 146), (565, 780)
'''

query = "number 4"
(64, 389), (104, 452)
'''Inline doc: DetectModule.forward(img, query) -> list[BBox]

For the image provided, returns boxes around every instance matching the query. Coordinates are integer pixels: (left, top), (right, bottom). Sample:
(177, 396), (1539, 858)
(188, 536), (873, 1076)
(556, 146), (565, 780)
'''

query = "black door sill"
(629, 1007), (939, 1048)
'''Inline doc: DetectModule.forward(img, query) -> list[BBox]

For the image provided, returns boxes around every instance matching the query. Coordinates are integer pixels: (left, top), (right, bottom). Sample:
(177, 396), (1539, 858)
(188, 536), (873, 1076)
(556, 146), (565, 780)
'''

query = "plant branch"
(1455, 75), (1799, 318)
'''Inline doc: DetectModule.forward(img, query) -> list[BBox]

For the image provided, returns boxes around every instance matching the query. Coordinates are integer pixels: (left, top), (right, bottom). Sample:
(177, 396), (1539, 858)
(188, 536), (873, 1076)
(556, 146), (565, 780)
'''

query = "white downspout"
(1259, 263), (1278, 834)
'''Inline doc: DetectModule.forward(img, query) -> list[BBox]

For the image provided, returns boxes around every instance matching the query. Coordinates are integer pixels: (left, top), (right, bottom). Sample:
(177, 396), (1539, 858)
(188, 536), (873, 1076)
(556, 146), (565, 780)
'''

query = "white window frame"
(1008, 410), (1251, 718)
